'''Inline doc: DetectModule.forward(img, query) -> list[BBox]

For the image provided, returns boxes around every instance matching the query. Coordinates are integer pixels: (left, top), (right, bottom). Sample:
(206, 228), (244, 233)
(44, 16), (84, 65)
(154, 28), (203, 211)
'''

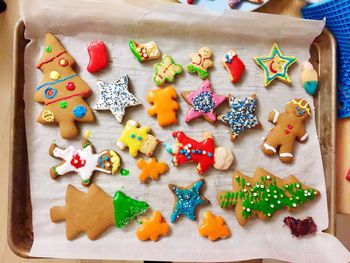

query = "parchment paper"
(20, 0), (350, 261)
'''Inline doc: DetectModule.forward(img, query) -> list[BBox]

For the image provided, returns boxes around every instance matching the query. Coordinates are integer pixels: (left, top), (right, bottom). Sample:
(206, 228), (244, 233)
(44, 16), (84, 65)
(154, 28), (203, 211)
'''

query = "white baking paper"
(20, 0), (350, 261)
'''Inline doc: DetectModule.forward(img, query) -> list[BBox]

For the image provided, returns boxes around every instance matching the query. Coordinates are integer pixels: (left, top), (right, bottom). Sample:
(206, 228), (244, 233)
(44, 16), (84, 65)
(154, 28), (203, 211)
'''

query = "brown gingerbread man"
(261, 99), (311, 163)
(186, 47), (213, 79)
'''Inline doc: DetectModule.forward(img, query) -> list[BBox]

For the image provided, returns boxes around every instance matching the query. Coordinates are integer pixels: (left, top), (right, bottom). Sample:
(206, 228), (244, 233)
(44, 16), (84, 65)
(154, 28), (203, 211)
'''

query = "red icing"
(36, 50), (67, 69)
(87, 41), (108, 73)
(269, 60), (277, 74)
(284, 130), (290, 135)
(66, 82), (75, 91)
(171, 131), (215, 174)
(346, 168), (350, 182)
(59, 58), (69, 67)
(70, 153), (86, 169)
(287, 124), (293, 130)
(224, 55), (245, 83)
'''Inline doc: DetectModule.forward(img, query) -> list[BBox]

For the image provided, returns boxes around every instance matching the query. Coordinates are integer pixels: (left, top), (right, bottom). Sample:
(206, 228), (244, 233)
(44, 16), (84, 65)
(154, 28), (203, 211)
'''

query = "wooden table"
(0, 0), (348, 262)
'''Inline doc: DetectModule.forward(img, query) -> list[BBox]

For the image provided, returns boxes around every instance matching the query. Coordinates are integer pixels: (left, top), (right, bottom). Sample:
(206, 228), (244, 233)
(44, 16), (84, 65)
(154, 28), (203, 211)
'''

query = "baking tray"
(8, 20), (337, 258)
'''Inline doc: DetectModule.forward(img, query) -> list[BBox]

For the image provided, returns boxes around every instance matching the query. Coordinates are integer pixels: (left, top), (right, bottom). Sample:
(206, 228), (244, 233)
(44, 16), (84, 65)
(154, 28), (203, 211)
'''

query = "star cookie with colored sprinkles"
(181, 79), (226, 124)
(254, 43), (297, 87)
(93, 75), (141, 123)
(169, 179), (210, 223)
(218, 94), (259, 142)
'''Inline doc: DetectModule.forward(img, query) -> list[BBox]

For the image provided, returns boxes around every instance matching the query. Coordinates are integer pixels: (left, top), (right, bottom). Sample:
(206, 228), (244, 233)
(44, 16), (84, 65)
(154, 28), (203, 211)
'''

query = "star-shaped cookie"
(254, 43), (297, 87)
(93, 75), (141, 123)
(181, 80), (226, 124)
(218, 94), (259, 142)
(169, 179), (210, 223)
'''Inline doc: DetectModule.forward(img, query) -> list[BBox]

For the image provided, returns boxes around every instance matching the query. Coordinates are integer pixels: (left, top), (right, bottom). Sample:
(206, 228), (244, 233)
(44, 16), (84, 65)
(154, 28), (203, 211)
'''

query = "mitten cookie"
(218, 168), (319, 226)
(50, 184), (149, 240)
(49, 138), (121, 186)
(165, 131), (234, 174)
(136, 211), (170, 241)
(186, 47), (213, 79)
(35, 33), (94, 139)
(153, 55), (183, 86)
(261, 98), (311, 163)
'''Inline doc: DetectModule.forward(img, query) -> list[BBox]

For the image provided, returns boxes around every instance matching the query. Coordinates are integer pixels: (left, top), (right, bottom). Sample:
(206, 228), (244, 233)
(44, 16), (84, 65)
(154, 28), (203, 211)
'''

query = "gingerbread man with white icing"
(186, 47), (213, 79)
(261, 99), (311, 163)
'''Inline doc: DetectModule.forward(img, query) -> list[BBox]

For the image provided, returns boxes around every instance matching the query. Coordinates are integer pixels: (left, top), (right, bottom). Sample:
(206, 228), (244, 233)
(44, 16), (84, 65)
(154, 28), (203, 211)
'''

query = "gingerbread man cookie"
(199, 211), (230, 241)
(136, 211), (170, 241)
(117, 120), (159, 157)
(137, 158), (168, 183)
(222, 50), (245, 84)
(261, 98), (311, 163)
(153, 55), (183, 86)
(147, 86), (179, 127)
(186, 47), (213, 79)
(49, 139), (121, 186)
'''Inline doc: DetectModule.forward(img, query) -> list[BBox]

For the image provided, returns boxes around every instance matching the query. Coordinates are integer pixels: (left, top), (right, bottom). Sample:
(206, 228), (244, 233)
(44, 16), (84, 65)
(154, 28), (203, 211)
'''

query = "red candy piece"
(87, 41), (108, 73)
(283, 216), (317, 237)
(70, 153), (86, 169)
(66, 82), (75, 91)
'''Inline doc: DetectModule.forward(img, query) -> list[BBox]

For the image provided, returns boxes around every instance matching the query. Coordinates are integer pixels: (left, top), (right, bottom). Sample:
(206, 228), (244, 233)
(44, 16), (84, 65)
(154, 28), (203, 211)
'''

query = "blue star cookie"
(254, 43), (297, 87)
(93, 75), (141, 123)
(169, 179), (210, 223)
(218, 94), (259, 142)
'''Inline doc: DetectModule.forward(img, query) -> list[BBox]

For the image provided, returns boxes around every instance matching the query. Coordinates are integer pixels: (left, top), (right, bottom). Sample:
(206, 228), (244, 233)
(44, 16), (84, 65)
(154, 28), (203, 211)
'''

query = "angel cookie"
(153, 55), (183, 86)
(186, 47), (213, 79)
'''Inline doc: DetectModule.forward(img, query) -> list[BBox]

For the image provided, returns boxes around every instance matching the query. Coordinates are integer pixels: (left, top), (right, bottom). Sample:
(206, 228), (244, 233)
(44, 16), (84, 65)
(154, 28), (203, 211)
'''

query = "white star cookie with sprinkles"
(93, 75), (141, 123)
(218, 94), (259, 142)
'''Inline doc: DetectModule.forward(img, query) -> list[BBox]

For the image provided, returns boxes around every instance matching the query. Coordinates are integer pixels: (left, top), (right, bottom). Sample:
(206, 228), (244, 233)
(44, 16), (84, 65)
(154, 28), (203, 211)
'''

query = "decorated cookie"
(169, 179), (210, 223)
(218, 168), (319, 226)
(218, 94), (259, 142)
(137, 158), (168, 183)
(50, 184), (149, 240)
(129, 40), (160, 62)
(346, 169), (350, 182)
(93, 75), (141, 123)
(147, 86), (179, 127)
(165, 131), (234, 174)
(301, 61), (318, 95)
(261, 98), (311, 163)
(186, 47), (213, 79)
(283, 216), (317, 237)
(87, 41), (108, 73)
(49, 139), (121, 186)
(117, 120), (159, 157)
(198, 211), (230, 241)
(254, 43), (297, 87)
(228, 0), (263, 8)
(222, 50), (245, 84)
(153, 55), (183, 86)
(35, 33), (94, 139)
(136, 211), (170, 241)
(181, 80), (226, 124)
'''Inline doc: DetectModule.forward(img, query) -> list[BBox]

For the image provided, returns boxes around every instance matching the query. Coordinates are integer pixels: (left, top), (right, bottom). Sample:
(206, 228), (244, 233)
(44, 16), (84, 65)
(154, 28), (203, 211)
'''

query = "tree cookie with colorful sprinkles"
(153, 55), (183, 86)
(35, 33), (94, 139)
(165, 131), (234, 175)
(218, 94), (259, 142)
(218, 168), (319, 226)
(49, 138), (121, 186)
(136, 211), (170, 241)
(181, 79), (226, 124)
(169, 179), (210, 223)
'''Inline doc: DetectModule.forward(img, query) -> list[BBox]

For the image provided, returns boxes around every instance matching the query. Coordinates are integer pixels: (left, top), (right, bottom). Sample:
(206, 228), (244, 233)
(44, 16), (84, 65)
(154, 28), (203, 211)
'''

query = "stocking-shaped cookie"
(35, 33), (94, 139)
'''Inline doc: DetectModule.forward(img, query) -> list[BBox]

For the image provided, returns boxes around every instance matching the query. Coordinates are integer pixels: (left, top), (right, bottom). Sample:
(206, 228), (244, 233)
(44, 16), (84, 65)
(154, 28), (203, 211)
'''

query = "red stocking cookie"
(87, 41), (108, 73)
(222, 50), (245, 84)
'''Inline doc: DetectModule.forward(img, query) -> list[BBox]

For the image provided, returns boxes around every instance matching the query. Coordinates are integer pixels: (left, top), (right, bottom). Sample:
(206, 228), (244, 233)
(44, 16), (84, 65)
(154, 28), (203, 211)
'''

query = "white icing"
(279, 153), (293, 158)
(117, 141), (126, 150)
(263, 143), (276, 153)
(272, 110), (279, 123)
(300, 133), (308, 142)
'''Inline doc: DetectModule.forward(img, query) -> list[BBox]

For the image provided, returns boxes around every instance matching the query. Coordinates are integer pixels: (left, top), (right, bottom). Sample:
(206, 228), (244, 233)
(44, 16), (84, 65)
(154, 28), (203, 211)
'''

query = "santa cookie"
(186, 47), (213, 79)
(262, 98), (311, 163)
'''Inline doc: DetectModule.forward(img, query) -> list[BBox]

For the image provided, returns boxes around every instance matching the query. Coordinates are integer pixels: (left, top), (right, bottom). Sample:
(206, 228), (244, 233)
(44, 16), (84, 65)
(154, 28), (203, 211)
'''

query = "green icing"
(46, 45), (52, 53)
(59, 101), (67, 109)
(186, 64), (209, 79)
(120, 168), (129, 176)
(128, 40), (143, 62)
(113, 191), (149, 228)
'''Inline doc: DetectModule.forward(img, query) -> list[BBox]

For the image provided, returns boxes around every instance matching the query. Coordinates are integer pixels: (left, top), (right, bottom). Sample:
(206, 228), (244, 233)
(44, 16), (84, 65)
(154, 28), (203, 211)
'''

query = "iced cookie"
(261, 98), (311, 163)
(87, 40), (108, 73)
(137, 158), (168, 183)
(49, 138), (121, 186)
(136, 211), (170, 241)
(186, 47), (213, 79)
(35, 32), (94, 139)
(218, 94), (259, 142)
(228, 0), (263, 8)
(153, 55), (183, 86)
(129, 40), (160, 62)
(165, 131), (234, 175)
(218, 168), (319, 226)
(222, 50), (245, 84)
(147, 86), (179, 127)
(169, 179), (210, 223)
(93, 75), (141, 123)
(254, 43), (297, 87)
(117, 120), (159, 157)
(198, 211), (230, 241)
(50, 184), (149, 240)
(181, 79), (226, 124)
(301, 61), (318, 95)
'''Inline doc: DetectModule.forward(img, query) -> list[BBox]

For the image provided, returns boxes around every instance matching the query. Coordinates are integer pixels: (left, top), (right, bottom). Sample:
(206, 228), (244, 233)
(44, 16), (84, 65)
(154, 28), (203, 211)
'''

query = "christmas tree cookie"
(50, 184), (149, 240)
(35, 33), (94, 139)
(218, 168), (319, 226)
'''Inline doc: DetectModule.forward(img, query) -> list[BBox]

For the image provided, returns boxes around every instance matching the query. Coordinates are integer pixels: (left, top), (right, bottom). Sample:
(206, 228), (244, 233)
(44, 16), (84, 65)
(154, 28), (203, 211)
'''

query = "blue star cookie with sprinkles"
(169, 179), (210, 223)
(218, 94), (259, 142)
(254, 43), (297, 87)
(93, 75), (141, 123)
